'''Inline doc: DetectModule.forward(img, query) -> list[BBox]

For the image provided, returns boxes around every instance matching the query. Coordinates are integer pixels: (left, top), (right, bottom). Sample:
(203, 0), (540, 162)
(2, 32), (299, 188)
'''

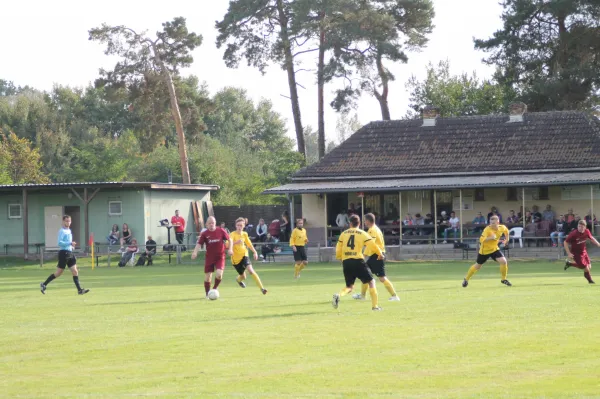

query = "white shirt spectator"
(449, 217), (460, 228)
(336, 212), (349, 228)
(256, 223), (267, 238)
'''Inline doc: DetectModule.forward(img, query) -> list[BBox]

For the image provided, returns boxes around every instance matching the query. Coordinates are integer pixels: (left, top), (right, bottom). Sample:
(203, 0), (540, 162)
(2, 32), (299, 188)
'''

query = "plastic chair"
(509, 227), (523, 248)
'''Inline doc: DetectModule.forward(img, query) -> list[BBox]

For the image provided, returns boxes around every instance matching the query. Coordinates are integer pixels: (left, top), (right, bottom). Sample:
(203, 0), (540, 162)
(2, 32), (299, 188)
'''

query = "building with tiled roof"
(266, 103), (600, 245)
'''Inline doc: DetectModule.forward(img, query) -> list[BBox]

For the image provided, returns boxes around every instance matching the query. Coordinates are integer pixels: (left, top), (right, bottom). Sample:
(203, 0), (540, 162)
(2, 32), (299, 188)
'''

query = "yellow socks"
(369, 287), (379, 308)
(251, 273), (264, 290)
(383, 279), (396, 296)
(299, 263), (306, 271)
(236, 275), (245, 283)
(360, 283), (368, 297)
(465, 265), (479, 281)
(500, 263), (508, 280)
(339, 287), (352, 297)
(294, 264), (301, 278)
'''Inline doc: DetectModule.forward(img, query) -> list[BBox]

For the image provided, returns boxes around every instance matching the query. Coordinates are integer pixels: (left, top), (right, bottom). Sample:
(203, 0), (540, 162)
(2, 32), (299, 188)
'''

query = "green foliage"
(0, 130), (50, 184)
(474, 0), (600, 111)
(405, 60), (515, 118)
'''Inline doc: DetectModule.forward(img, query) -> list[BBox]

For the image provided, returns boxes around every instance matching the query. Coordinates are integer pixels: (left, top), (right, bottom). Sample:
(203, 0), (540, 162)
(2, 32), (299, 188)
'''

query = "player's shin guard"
(294, 264), (300, 277)
(251, 273), (264, 290)
(584, 271), (594, 283)
(236, 274), (245, 283)
(213, 278), (222, 289)
(204, 281), (211, 295)
(369, 287), (379, 308)
(465, 265), (478, 281)
(500, 264), (508, 280)
(339, 287), (352, 297)
(360, 283), (368, 297)
(43, 274), (56, 286)
(73, 276), (82, 291)
(383, 279), (396, 296)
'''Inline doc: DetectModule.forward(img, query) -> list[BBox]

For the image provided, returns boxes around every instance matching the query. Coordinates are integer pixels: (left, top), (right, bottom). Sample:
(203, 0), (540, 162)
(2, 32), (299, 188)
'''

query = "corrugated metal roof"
(264, 171), (600, 194)
(0, 182), (219, 191)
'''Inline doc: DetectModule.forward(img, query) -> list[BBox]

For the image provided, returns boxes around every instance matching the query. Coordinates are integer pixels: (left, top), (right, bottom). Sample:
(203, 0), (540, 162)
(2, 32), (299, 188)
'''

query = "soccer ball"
(208, 289), (220, 300)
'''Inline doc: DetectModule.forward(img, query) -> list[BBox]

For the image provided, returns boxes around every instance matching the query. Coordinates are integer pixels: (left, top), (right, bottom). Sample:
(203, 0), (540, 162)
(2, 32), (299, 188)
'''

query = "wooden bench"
(4, 243), (44, 255)
(94, 243), (175, 266)
(254, 242), (294, 263)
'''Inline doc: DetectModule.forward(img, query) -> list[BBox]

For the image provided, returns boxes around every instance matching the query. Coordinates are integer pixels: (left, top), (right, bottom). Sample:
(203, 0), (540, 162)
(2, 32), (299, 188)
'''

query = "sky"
(0, 0), (504, 144)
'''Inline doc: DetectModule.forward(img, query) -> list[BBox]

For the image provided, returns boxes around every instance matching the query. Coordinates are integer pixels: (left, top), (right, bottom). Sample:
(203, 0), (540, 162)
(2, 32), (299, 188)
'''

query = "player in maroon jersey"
(564, 220), (600, 284)
(192, 216), (233, 298)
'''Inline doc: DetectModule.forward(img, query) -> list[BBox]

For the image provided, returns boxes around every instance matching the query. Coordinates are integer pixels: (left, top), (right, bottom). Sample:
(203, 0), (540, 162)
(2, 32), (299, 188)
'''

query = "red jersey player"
(192, 216), (233, 298)
(564, 219), (600, 284)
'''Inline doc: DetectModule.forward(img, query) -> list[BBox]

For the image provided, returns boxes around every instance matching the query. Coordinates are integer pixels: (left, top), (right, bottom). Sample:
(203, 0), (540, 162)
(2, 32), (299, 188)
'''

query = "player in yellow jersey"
(230, 218), (267, 295)
(290, 219), (309, 278)
(333, 215), (385, 311)
(352, 213), (400, 301)
(462, 215), (512, 287)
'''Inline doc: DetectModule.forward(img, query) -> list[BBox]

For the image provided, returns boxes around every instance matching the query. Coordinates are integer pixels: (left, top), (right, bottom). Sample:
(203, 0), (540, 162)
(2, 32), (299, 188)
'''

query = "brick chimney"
(507, 102), (527, 123)
(422, 105), (440, 127)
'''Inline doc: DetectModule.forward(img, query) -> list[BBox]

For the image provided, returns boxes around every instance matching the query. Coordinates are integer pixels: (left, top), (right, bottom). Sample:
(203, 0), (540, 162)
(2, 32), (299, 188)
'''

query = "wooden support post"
(398, 192), (402, 245)
(591, 185), (595, 235)
(84, 188), (89, 252)
(324, 193), (328, 246)
(434, 190), (438, 245)
(522, 188), (526, 229)
(459, 189), (463, 242)
(23, 189), (28, 260)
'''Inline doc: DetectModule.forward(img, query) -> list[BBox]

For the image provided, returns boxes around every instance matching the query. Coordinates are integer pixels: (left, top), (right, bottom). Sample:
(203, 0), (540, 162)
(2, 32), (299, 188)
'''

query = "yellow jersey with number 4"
(479, 225), (510, 255)
(336, 228), (383, 261)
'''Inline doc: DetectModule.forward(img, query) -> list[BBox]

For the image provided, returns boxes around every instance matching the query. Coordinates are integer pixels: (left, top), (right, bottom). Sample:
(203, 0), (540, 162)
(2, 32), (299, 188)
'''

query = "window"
(539, 186), (549, 200)
(507, 188), (518, 201)
(474, 188), (485, 201)
(108, 201), (122, 216)
(8, 204), (21, 219)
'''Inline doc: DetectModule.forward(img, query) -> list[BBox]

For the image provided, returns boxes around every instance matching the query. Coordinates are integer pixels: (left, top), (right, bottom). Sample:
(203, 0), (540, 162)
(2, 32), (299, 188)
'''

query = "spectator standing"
(336, 210), (349, 229)
(280, 211), (291, 242)
(550, 215), (567, 247)
(171, 210), (186, 245)
(542, 205), (555, 222)
(443, 211), (460, 243)
(566, 209), (575, 223)
(107, 224), (120, 245)
(487, 207), (502, 224)
(256, 219), (268, 242)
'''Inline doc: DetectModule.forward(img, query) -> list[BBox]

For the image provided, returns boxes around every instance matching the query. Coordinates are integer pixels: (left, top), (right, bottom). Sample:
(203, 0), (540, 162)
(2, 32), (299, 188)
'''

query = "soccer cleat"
(40, 283), (46, 295)
(332, 293), (340, 309)
(261, 288), (268, 295)
(372, 306), (383, 311)
(501, 279), (512, 287)
(237, 280), (246, 288)
(352, 294), (366, 300)
(389, 295), (400, 301)
(204, 295), (210, 300)
(564, 260), (572, 270)
(589, 280), (596, 284)
(78, 288), (90, 295)
(462, 279), (468, 288)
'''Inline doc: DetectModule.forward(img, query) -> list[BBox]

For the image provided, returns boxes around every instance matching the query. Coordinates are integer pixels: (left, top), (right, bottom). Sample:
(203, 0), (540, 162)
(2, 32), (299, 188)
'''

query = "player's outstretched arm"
(245, 235), (258, 260)
(191, 243), (202, 260)
(227, 238), (234, 256)
(563, 240), (573, 258)
(335, 238), (343, 260)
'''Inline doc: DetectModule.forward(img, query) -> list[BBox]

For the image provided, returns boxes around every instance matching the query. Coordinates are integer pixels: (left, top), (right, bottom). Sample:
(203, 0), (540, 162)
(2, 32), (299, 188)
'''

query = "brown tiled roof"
(293, 111), (600, 180)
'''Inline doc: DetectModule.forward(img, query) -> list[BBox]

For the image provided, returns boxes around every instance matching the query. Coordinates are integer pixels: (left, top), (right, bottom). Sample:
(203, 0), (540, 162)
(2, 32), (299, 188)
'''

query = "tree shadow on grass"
(87, 298), (201, 306)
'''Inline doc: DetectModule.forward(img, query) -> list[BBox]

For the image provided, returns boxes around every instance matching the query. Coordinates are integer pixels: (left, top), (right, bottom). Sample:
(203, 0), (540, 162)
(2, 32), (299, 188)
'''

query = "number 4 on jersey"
(347, 235), (355, 250)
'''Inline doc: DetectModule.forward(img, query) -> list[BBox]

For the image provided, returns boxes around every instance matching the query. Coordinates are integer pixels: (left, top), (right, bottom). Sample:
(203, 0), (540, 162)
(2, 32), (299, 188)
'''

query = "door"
(327, 193), (349, 226)
(44, 206), (64, 250)
(64, 206), (81, 248)
(434, 191), (453, 217)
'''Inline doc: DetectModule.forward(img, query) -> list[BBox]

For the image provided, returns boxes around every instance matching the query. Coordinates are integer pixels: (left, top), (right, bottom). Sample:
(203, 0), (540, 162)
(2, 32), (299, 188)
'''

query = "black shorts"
(233, 256), (251, 275)
(366, 254), (386, 277)
(342, 258), (374, 287)
(476, 250), (505, 265)
(57, 250), (77, 269)
(294, 246), (307, 262)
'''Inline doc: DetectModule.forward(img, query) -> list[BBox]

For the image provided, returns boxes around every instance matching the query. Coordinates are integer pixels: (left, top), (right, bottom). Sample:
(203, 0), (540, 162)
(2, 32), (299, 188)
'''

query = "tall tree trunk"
(276, 0), (306, 159)
(317, 13), (326, 160)
(152, 45), (191, 184)
(374, 50), (391, 120)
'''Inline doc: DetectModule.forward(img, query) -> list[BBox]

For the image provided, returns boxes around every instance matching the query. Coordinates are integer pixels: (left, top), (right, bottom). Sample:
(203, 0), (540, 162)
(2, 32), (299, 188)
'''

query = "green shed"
(0, 182), (219, 258)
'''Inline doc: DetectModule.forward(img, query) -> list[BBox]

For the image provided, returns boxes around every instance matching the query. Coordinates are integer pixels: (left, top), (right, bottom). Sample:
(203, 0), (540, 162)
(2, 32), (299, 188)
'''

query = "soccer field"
(1, 259), (600, 399)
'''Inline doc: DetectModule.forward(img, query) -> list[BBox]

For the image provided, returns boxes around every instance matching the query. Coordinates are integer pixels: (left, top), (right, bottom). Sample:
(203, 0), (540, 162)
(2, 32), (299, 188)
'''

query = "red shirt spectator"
(268, 219), (281, 238)
(171, 211), (186, 233)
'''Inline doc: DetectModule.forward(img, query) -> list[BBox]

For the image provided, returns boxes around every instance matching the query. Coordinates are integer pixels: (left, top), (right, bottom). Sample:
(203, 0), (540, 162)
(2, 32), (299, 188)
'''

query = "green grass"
(1, 259), (600, 399)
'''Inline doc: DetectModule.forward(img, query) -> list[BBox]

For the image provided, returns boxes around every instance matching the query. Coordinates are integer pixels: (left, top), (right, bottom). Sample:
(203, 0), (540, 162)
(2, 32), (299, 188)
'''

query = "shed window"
(8, 204), (21, 219)
(109, 201), (122, 216)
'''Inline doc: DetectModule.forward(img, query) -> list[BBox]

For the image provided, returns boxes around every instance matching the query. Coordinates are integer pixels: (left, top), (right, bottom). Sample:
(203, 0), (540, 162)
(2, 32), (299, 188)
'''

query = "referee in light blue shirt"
(40, 215), (89, 295)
